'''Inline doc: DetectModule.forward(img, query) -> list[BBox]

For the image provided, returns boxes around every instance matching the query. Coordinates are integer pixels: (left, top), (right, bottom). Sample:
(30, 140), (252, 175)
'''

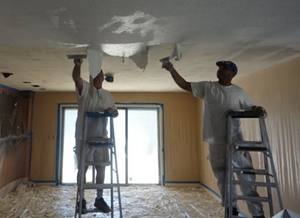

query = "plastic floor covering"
(0, 182), (223, 218)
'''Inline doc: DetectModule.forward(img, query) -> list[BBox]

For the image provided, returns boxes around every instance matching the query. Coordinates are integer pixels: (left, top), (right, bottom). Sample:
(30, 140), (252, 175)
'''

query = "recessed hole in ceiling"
(1, 72), (13, 78)
(32, 85), (40, 88)
(23, 81), (31, 84)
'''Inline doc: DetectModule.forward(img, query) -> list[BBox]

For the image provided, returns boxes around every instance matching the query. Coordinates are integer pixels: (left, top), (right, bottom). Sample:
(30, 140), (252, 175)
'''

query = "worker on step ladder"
(72, 58), (118, 214)
(162, 60), (266, 218)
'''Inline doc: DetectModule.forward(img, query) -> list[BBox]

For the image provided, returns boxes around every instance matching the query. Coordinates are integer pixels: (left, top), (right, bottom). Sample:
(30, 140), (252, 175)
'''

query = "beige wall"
(30, 93), (77, 181)
(30, 92), (201, 183)
(235, 57), (300, 214)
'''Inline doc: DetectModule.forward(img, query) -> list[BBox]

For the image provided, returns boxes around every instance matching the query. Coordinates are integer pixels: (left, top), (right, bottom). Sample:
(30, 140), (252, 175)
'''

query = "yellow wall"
(30, 92), (201, 183)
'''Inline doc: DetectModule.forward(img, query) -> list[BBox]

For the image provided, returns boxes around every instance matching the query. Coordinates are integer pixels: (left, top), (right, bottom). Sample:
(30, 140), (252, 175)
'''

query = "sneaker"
(94, 197), (111, 213)
(226, 207), (239, 216)
(76, 198), (87, 214)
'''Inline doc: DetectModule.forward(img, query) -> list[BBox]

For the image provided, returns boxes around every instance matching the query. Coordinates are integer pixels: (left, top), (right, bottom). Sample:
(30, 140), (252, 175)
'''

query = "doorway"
(58, 103), (164, 185)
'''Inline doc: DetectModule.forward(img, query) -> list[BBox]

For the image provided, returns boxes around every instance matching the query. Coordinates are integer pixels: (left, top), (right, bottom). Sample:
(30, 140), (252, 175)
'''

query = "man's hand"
(162, 61), (174, 72)
(252, 106), (268, 118)
(74, 59), (83, 66)
(106, 107), (118, 118)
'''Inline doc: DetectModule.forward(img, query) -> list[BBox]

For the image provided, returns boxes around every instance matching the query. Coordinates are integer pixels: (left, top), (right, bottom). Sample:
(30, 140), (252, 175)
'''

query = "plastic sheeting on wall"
(235, 57), (300, 215)
(0, 89), (32, 191)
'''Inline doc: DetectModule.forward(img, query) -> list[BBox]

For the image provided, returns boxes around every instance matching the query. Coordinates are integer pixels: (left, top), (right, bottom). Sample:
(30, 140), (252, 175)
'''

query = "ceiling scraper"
(159, 43), (182, 63)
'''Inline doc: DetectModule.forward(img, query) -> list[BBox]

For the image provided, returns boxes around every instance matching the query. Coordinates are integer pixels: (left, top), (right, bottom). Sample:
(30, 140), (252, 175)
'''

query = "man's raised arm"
(162, 61), (192, 92)
(72, 59), (84, 94)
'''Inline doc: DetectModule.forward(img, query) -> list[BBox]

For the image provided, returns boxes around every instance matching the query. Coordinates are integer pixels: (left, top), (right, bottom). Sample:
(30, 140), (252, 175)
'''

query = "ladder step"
(85, 161), (111, 166)
(234, 195), (271, 202)
(83, 183), (120, 189)
(88, 142), (114, 147)
(76, 208), (111, 215)
(233, 180), (276, 187)
(228, 110), (264, 118)
(233, 168), (272, 176)
(86, 137), (114, 146)
(232, 142), (269, 151)
(236, 147), (267, 151)
(235, 144), (267, 151)
(86, 208), (109, 214)
(235, 141), (263, 145)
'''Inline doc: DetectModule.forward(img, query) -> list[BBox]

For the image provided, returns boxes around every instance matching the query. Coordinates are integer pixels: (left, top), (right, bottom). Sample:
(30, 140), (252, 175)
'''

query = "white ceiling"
(0, 0), (300, 92)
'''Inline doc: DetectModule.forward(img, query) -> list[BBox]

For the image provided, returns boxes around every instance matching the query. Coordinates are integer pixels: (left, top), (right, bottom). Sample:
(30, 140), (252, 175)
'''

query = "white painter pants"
(208, 144), (264, 216)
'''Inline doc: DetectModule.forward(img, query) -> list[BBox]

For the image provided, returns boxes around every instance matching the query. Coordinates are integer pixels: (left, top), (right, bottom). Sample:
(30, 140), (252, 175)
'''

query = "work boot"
(226, 207), (239, 216)
(94, 197), (111, 213)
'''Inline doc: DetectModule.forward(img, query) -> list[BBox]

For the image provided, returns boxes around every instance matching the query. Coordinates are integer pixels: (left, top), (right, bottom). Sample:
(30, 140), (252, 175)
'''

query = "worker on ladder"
(162, 60), (266, 218)
(72, 58), (118, 214)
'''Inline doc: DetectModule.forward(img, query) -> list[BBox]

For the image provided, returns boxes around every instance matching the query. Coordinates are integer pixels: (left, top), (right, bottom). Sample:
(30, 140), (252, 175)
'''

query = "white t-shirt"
(191, 81), (253, 144)
(75, 80), (116, 140)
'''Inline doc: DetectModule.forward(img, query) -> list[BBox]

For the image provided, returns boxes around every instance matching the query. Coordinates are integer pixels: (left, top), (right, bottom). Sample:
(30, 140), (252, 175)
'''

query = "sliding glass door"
(59, 104), (164, 185)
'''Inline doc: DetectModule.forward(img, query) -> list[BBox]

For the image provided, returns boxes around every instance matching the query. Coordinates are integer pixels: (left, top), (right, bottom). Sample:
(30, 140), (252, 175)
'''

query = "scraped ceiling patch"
(50, 7), (77, 31)
(99, 11), (158, 37)
(101, 43), (147, 57)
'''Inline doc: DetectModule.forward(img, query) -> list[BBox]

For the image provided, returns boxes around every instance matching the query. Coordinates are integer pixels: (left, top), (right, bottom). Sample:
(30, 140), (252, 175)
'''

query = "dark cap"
(216, 61), (238, 76)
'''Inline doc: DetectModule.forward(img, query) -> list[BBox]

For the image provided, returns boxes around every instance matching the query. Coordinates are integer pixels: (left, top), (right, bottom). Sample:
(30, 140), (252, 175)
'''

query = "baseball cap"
(216, 61), (238, 76)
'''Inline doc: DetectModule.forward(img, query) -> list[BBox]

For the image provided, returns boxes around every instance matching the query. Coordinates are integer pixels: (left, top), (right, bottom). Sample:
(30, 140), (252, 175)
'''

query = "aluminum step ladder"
(75, 111), (122, 218)
(225, 110), (283, 218)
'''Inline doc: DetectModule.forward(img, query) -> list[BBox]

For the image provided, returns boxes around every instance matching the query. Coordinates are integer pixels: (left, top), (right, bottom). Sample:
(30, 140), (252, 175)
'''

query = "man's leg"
(95, 165), (105, 198)
(208, 144), (238, 213)
(75, 139), (89, 214)
(232, 150), (264, 217)
(208, 145), (227, 204)
(93, 148), (111, 213)
(94, 165), (111, 213)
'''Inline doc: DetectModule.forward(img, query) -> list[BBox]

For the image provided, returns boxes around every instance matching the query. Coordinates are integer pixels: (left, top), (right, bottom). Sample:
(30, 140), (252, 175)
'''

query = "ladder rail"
(225, 115), (235, 217)
(111, 123), (123, 215)
(225, 110), (283, 218)
(109, 117), (114, 216)
(260, 118), (284, 211)
(263, 151), (274, 215)
(76, 116), (88, 218)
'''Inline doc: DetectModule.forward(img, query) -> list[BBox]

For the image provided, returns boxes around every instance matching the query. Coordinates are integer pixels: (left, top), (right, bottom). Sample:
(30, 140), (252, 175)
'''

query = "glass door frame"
(56, 103), (165, 186)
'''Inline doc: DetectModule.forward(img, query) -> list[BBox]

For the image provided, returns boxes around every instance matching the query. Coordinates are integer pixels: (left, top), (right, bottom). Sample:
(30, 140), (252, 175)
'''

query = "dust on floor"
(0, 182), (223, 218)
